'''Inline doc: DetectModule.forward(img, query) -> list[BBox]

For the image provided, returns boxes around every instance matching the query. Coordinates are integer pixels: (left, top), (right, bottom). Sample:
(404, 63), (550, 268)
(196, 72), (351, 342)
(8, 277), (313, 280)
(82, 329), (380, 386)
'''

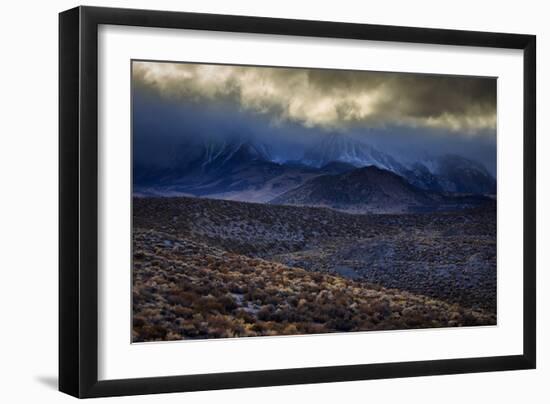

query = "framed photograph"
(59, 6), (536, 398)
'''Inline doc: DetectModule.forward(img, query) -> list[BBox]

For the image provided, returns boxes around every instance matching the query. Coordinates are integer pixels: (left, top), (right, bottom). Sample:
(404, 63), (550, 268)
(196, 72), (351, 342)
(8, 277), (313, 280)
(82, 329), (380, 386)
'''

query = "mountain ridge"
(270, 165), (492, 214)
(134, 134), (496, 207)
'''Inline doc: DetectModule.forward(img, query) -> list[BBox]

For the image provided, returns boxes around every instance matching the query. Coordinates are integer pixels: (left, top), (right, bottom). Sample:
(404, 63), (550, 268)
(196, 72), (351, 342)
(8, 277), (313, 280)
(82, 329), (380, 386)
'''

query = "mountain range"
(271, 165), (491, 214)
(298, 134), (496, 194)
(134, 136), (356, 202)
(134, 134), (496, 212)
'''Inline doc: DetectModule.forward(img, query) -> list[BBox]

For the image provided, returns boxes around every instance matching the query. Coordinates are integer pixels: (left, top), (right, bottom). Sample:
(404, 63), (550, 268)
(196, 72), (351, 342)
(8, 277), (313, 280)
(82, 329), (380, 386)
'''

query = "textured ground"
(132, 197), (496, 342)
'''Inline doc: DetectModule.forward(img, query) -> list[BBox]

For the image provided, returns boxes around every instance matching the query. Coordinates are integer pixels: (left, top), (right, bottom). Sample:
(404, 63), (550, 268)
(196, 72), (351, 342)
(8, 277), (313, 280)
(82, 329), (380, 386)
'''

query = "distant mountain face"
(300, 134), (495, 195)
(430, 154), (496, 194)
(303, 133), (406, 174)
(134, 138), (355, 202)
(134, 133), (495, 206)
(200, 139), (271, 170)
(403, 155), (496, 194)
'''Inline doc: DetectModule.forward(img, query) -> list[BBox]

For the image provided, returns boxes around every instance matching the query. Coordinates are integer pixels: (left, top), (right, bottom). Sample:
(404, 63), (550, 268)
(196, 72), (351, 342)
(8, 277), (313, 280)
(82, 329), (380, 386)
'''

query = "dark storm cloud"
(133, 61), (496, 134)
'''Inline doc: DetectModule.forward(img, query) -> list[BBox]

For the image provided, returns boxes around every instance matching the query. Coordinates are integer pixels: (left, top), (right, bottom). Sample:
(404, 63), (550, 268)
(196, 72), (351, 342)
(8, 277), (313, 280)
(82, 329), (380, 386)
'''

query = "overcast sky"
(133, 60), (496, 134)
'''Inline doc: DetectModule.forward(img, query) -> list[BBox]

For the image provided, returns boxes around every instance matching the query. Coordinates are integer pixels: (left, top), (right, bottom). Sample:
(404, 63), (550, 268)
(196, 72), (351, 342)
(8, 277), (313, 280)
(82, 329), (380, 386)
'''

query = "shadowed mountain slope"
(270, 165), (490, 213)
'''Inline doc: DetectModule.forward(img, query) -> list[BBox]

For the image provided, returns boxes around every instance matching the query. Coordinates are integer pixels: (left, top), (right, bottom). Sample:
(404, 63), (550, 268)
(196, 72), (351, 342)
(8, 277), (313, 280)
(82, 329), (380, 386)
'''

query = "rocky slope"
(134, 197), (497, 315)
(133, 226), (495, 342)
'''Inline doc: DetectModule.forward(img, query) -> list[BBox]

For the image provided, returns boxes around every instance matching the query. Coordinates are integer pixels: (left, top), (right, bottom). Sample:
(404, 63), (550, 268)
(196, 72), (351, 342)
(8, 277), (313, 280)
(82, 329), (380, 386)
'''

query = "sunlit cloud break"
(133, 61), (496, 134)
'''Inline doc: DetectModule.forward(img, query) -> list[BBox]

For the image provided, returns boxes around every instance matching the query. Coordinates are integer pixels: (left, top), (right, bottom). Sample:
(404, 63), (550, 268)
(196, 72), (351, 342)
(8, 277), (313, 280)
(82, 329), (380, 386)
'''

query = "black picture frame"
(59, 5), (536, 398)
